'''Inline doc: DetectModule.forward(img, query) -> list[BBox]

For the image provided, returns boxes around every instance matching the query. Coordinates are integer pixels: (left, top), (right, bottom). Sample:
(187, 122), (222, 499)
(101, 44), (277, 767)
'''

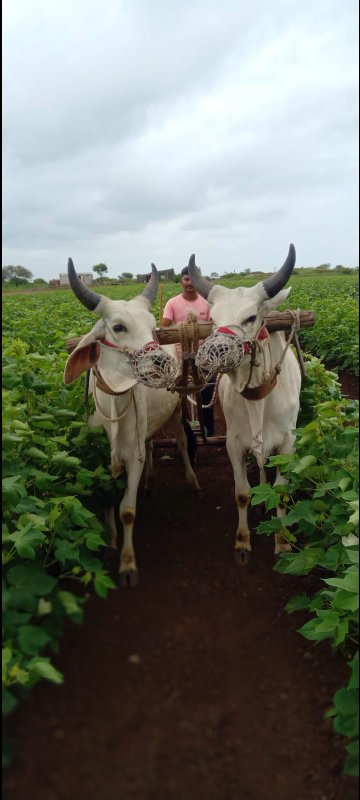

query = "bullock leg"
(172, 408), (202, 497)
(273, 433), (294, 555)
(226, 439), (251, 565)
(118, 457), (145, 587)
(144, 439), (155, 493)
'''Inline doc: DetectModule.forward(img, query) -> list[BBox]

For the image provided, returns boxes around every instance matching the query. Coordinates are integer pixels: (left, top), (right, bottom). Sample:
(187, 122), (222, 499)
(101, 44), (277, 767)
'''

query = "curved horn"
(187, 254), (214, 299)
(262, 244), (296, 299)
(68, 258), (102, 311)
(141, 263), (159, 306)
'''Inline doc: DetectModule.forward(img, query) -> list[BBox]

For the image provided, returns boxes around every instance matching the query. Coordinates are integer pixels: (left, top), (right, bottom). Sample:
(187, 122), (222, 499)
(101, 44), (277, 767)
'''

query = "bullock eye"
(112, 323), (127, 333)
(243, 315), (257, 325)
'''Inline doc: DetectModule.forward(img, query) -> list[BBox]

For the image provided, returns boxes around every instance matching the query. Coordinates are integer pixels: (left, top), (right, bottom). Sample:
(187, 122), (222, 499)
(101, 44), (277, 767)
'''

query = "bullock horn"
(141, 263), (159, 306)
(187, 254), (213, 299)
(262, 244), (296, 298)
(67, 258), (102, 311)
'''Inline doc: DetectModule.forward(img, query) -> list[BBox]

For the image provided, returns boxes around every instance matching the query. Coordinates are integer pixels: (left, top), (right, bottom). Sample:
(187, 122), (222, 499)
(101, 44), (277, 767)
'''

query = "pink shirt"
(162, 293), (211, 361)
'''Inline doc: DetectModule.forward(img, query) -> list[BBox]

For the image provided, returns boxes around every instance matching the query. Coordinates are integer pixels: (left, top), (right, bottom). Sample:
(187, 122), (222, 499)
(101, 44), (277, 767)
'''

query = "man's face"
(181, 273), (196, 295)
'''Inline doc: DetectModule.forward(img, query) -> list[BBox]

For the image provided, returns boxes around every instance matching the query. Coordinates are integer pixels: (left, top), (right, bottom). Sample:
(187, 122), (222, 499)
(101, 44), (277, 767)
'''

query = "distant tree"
(92, 263), (108, 280)
(210, 272), (219, 278)
(121, 272), (133, 280)
(2, 265), (33, 285)
(316, 263), (331, 270)
(32, 278), (48, 285)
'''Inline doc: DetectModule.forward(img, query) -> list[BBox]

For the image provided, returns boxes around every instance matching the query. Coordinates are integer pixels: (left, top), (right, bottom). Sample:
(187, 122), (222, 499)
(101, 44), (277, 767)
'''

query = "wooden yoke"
(65, 310), (315, 353)
(64, 310), (315, 440)
(172, 313), (209, 443)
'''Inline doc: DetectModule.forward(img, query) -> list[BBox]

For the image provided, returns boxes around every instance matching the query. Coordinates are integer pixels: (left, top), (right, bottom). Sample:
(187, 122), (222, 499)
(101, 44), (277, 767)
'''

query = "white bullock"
(189, 245), (301, 562)
(64, 260), (201, 585)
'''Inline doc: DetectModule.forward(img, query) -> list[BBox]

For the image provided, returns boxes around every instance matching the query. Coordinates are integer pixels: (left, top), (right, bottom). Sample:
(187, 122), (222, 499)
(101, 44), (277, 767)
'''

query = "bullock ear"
(64, 321), (105, 384)
(260, 287), (291, 313)
(64, 341), (101, 384)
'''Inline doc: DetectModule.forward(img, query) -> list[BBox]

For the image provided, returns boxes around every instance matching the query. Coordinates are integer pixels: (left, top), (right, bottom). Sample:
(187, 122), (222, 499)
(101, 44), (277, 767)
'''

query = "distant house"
(136, 268), (175, 283)
(58, 272), (93, 286)
(49, 279), (61, 287)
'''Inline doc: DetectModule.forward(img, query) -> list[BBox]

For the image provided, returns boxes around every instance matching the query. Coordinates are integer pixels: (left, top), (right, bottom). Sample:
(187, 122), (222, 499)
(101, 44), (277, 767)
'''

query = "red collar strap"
(99, 337), (119, 349)
(215, 325), (268, 354)
(257, 326), (268, 341)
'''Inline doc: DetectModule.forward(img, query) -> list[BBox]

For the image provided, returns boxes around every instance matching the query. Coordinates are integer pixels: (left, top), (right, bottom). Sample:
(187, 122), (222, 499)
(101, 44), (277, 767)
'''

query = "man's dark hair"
(181, 266), (189, 276)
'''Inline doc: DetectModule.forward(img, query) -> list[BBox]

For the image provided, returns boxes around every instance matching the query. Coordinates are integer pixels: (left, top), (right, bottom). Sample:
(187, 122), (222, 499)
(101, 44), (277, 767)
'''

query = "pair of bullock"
(64, 246), (301, 586)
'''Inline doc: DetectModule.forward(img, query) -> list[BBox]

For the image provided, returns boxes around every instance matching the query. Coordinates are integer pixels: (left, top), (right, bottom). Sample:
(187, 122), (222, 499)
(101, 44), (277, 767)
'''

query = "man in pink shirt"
(161, 265), (215, 437)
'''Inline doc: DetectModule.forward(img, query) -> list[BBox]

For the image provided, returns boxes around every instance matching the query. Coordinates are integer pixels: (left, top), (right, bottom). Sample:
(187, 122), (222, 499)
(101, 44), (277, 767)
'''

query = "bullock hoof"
(119, 569), (139, 588)
(234, 548), (251, 566)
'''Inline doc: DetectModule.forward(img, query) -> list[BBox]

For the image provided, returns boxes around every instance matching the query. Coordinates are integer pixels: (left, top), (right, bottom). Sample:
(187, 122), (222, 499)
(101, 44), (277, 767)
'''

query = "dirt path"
(3, 437), (358, 800)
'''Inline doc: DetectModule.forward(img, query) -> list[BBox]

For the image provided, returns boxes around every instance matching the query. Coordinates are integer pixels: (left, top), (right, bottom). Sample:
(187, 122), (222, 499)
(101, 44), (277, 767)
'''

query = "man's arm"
(161, 297), (174, 327)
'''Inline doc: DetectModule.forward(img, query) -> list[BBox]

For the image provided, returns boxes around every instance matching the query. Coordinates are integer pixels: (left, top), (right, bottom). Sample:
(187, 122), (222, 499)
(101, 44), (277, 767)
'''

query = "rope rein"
(91, 372), (144, 462)
(275, 308), (302, 371)
(92, 377), (135, 422)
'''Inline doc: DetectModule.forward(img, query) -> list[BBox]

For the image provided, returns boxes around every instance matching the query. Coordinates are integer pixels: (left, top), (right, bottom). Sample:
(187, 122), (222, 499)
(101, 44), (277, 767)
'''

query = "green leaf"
(54, 541), (80, 564)
(292, 455), (317, 474)
(3, 432), (25, 443)
(51, 451), (81, 467)
(334, 619), (349, 646)
(26, 447), (48, 461)
(250, 483), (280, 510)
(18, 624), (52, 655)
(274, 548), (325, 576)
(2, 687), (18, 715)
(8, 525), (46, 559)
(344, 740), (359, 776)
(324, 571), (359, 593)
(27, 657), (63, 685)
(57, 591), (84, 623)
(257, 518), (285, 535)
(85, 532), (106, 551)
(339, 477), (352, 491)
(297, 619), (331, 642)
(285, 595), (311, 613)
(93, 571), (116, 599)
(332, 589), (359, 612)
(2, 475), (27, 506)
(347, 653), (359, 690)
(333, 687), (359, 717)
(7, 563), (56, 596)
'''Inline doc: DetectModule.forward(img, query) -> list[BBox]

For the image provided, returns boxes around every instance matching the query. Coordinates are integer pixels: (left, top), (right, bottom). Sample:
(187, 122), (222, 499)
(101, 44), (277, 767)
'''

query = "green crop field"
(2, 272), (359, 372)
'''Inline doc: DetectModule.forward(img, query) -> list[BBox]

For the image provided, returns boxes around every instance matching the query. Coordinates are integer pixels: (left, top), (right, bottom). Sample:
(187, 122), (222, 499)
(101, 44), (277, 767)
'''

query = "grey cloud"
(2, 0), (358, 278)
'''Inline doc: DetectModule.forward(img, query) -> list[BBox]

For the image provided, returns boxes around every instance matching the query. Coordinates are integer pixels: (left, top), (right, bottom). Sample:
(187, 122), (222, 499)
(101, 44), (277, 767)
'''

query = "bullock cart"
(66, 308), (315, 445)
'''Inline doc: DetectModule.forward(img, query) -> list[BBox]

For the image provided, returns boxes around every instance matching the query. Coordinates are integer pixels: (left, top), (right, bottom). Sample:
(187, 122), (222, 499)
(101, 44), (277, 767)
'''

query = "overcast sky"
(3, 0), (359, 280)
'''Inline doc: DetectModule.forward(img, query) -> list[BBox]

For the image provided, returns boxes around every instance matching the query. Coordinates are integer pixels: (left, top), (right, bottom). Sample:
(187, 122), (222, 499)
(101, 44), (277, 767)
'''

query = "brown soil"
(337, 370), (359, 401)
(3, 371), (358, 800)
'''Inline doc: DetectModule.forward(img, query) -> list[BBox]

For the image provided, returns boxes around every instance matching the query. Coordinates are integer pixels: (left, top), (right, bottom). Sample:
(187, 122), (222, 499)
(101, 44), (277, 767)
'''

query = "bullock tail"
(183, 418), (198, 468)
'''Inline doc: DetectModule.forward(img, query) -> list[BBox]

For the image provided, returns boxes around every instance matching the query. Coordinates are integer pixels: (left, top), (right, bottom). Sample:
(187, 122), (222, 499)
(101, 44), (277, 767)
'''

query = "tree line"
(2, 262), (359, 288)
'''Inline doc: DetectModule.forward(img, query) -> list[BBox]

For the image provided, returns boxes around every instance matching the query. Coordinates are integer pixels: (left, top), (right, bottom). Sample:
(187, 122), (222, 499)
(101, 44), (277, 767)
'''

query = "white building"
(59, 272), (93, 285)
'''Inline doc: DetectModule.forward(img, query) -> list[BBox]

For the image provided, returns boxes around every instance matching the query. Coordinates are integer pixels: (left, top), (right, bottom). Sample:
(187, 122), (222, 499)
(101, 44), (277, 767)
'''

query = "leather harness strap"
(240, 367), (280, 400)
(92, 364), (130, 396)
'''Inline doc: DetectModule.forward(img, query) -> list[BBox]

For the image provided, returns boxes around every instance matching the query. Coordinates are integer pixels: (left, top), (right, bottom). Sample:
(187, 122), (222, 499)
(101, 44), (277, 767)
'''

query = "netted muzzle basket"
(195, 331), (245, 379)
(128, 345), (179, 389)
